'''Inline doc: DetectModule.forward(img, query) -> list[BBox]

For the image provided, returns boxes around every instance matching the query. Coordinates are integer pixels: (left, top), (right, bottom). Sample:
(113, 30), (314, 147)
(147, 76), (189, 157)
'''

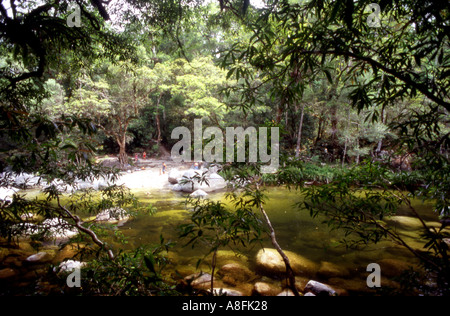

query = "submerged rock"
(327, 277), (373, 294)
(218, 263), (256, 285)
(253, 282), (281, 296)
(386, 216), (424, 230)
(0, 268), (17, 280)
(187, 272), (215, 290)
(317, 261), (351, 279)
(255, 248), (318, 278)
(378, 258), (417, 278)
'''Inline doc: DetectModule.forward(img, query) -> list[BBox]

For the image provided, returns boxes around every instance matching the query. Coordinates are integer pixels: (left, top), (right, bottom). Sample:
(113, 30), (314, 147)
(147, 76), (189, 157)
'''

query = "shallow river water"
(116, 185), (440, 294)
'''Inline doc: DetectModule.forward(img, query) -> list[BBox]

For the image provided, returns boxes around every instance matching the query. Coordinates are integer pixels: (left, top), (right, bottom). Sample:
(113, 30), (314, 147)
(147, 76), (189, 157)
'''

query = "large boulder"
(95, 207), (130, 225)
(0, 187), (19, 205)
(74, 177), (110, 191)
(203, 173), (227, 192)
(255, 248), (318, 278)
(172, 170), (227, 193)
(168, 169), (183, 184)
(175, 170), (203, 193)
(41, 218), (79, 244)
(13, 173), (42, 188)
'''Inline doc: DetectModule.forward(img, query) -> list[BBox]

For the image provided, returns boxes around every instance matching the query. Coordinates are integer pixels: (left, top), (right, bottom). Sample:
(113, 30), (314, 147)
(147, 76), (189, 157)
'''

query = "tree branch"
(56, 195), (115, 260)
(255, 182), (300, 296)
(297, 50), (450, 111)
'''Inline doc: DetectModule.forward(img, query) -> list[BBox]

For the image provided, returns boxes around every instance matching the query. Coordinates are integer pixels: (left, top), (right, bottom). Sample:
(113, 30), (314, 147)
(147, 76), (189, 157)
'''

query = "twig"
(56, 195), (115, 260)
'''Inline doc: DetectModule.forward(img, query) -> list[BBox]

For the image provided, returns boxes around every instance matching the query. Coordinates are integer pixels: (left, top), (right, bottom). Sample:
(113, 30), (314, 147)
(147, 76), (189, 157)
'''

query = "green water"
(116, 186), (441, 292)
(20, 185), (442, 294)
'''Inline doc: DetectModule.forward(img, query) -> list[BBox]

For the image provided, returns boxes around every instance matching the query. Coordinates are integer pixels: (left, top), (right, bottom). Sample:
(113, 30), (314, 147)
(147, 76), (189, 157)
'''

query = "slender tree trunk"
(342, 139), (348, 168)
(342, 108), (351, 167)
(376, 106), (386, 155)
(295, 104), (306, 158)
(256, 183), (300, 297)
(210, 249), (218, 294)
(155, 94), (163, 145)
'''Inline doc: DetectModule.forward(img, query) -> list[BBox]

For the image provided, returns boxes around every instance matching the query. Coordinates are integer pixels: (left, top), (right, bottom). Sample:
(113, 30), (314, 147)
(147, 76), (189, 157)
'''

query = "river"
(116, 185), (440, 295)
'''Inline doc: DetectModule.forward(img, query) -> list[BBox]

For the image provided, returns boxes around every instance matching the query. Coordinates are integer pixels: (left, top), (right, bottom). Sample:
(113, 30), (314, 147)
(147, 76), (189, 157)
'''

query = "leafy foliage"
(299, 161), (450, 295)
(60, 240), (178, 296)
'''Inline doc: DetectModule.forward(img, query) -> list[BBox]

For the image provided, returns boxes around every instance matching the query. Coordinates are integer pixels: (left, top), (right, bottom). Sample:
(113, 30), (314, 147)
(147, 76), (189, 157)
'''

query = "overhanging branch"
(299, 50), (450, 111)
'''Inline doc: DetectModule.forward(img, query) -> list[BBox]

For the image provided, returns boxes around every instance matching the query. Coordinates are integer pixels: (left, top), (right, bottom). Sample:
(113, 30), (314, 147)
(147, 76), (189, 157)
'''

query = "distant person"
(193, 162), (199, 170)
(143, 152), (147, 160)
(134, 153), (139, 163)
(161, 162), (167, 175)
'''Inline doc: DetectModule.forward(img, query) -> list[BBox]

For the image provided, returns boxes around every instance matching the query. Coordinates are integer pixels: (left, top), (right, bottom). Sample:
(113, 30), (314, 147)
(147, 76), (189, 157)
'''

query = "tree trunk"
(117, 131), (128, 167)
(295, 104), (306, 158)
(256, 184), (300, 296)
(155, 94), (163, 145)
(342, 139), (348, 168)
(376, 106), (386, 155)
(118, 141), (127, 167)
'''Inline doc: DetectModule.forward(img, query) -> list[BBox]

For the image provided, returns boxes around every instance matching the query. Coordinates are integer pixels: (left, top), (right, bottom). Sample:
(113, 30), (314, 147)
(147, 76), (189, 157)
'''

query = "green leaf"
(226, 68), (235, 80)
(324, 69), (333, 84)
(144, 254), (157, 275)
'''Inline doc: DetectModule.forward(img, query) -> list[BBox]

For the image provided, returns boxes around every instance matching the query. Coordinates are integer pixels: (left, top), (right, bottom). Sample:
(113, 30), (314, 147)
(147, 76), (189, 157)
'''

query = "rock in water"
(203, 173), (227, 192)
(304, 280), (337, 296)
(176, 170), (203, 193)
(172, 170), (228, 193)
(255, 248), (318, 278)
(25, 251), (54, 264)
(41, 218), (79, 244)
(190, 190), (208, 198)
(253, 282), (281, 296)
(0, 187), (19, 205)
(95, 207), (130, 225)
(186, 273), (214, 289)
(0, 268), (17, 280)
(56, 260), (86, 273)
(318, 261), (351, 279)
(168, 169), (183, 184)
(218, 263), (255, 285)
(277, 289), (296, 296)
(209, 288), (243, 296)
